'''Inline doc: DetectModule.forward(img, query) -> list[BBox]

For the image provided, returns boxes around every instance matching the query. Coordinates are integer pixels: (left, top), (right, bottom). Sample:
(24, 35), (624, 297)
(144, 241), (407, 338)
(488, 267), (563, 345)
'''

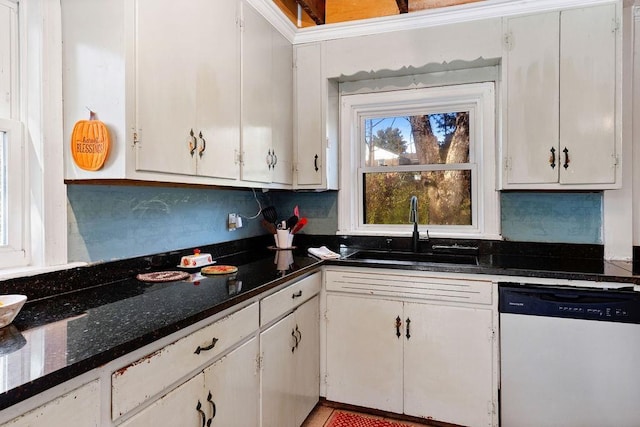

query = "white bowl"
(0, 295), (27, 328)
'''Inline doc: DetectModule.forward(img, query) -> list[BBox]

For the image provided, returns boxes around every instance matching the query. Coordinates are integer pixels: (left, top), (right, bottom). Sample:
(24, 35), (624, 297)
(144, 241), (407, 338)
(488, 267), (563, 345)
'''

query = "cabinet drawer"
(111, 302), (258, 419)
(4, 380), (100, 427)
(261, 272), (321, 326)
(326, 270), (492, 305)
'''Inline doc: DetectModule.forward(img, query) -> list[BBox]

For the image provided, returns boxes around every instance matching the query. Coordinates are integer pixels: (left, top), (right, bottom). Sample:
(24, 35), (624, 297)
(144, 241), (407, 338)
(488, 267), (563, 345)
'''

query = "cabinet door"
(403, 302), (495, 427)
(193, 0), (240, 180)
(503, 12), (559, 185)
(135, 0), (198, 176)
(241, 2), (273, 184)
(202, 337), (260, 427)
(293, 296), (320, 426)
(135, 0), (240, 180)
(325, 294), (403, 413)
(294, 43), (324, 187)
(120, 374), (204, 427)
(271, 28), (294, 185)
(559, 3), (617, 185)
(261, 313), (295, 427)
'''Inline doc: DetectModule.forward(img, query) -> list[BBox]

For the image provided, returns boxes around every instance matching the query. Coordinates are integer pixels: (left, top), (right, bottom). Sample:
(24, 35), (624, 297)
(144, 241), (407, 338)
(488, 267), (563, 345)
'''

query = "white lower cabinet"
(112, 303), (259, 419)
(120, 338), (259, 427)
(261, 295), (320, 427)
(325, 268), (498, 427)
(260, 272), (321, 427)
(2, 380), (100, 427)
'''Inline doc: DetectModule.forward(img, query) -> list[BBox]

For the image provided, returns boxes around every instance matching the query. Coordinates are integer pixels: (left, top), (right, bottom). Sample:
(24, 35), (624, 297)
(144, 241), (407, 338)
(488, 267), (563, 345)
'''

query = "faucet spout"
(410, 196), (419, 252)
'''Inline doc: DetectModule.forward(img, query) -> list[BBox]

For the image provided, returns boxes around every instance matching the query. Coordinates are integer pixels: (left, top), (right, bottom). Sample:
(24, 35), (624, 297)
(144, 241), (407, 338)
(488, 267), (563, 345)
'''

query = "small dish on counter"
(178, 249), (214, 269)
(176, 261), (216, 271)
(0, 295), (27, 328)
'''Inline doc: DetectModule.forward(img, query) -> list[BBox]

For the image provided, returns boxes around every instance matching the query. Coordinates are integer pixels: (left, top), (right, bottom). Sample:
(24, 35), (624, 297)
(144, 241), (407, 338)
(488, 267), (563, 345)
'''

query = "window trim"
(0, 118), (26, 268)
(0, 0), (73, 277)
(338, 81), (500, 239)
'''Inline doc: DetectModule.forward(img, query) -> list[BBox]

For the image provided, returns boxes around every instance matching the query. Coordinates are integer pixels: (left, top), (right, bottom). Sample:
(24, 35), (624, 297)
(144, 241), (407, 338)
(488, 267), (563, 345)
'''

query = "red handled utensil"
(291, 217), (307, 234)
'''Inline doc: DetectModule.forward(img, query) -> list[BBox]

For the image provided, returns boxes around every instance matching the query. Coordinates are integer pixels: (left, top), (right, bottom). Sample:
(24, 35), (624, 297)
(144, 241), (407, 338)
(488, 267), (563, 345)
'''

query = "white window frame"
(338, 81), (500, 239)
(0, 119), (26, 268)
(0, 0), (72, 277)
(0, 0), (28, 269)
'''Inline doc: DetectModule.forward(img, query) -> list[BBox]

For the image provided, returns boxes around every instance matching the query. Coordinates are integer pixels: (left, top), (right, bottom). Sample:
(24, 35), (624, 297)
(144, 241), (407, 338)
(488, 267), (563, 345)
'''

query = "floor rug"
(326, 411), (415, 427)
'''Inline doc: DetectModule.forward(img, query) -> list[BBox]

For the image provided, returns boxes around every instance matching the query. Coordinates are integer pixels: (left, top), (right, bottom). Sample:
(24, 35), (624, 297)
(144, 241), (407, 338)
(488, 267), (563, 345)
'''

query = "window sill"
(0, 262), (88, 281)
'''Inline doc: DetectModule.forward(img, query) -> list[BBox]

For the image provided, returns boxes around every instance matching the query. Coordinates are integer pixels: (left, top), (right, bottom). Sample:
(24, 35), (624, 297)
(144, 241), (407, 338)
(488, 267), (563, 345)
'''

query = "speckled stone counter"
(0, 236), (321, 410)
(1, 234), (639, 412)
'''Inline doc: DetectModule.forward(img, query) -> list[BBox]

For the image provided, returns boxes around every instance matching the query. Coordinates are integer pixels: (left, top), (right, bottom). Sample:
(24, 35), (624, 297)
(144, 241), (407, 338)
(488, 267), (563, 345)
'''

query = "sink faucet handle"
(409, 196), (418, 223)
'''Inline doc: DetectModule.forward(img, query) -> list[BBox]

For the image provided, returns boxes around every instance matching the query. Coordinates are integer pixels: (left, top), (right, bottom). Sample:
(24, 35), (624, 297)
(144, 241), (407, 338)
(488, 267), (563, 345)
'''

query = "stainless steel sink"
(346, 250), (478, 265)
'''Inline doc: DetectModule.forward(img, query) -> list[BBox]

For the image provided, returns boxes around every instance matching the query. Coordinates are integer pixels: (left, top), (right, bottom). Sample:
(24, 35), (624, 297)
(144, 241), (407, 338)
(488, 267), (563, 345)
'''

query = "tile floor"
(301, 403), (429, 427)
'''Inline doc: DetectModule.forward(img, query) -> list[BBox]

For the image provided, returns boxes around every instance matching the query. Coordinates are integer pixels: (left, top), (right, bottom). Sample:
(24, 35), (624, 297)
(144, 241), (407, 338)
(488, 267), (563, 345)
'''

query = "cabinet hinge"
(256, 353), (263, 370)
(489, 400), (496, 415)
(489, 327), (496, 342)
(133, 131), (139, 145)
(503, 157), (510, 171)
(612, 17), (620, 34)
(503, 32), (512, 50)
(613, 154), (619, 167)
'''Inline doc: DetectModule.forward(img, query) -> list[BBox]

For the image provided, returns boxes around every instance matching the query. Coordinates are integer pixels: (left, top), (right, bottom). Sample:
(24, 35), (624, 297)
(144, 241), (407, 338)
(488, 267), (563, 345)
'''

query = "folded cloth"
(308, 246), (340, 259)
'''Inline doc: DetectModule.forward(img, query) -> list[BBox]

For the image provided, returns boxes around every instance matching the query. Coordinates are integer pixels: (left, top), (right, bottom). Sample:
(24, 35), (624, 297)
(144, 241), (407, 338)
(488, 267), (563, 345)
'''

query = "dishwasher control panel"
(499, 283), (640, 323)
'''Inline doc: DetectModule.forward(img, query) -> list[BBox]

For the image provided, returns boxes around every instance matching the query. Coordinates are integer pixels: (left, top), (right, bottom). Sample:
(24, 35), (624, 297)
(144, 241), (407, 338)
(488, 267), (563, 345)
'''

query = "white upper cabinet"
(135, 0), (240, 181)
(241, 1), (293, 186)
(62, 0), (294, 188)
(293, 43), (339, 190)
(502, 2), (621, 189)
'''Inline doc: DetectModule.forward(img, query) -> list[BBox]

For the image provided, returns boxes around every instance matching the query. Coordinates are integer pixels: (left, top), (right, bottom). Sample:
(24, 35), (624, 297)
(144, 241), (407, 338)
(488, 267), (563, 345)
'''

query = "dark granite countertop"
(0, 240), (321, 411)
(1, 234), (639, 412)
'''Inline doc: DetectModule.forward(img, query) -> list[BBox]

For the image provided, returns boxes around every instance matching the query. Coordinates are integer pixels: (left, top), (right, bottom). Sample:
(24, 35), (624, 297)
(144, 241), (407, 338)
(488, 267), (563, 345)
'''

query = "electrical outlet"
(228, 213), (237, 231)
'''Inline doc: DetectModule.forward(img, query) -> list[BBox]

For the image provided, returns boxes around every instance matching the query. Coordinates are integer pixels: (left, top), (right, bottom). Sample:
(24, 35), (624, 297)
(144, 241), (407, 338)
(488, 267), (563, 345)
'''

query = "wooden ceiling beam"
(396, 0), (409, 13)
(296, 0), (326, 25)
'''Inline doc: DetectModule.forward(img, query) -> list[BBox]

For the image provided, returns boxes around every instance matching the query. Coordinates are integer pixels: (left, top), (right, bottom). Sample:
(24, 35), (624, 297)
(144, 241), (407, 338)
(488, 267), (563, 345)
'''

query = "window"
(339, 82), (499, 238)
(0, 0), (27, 269)
(0, 0), (68, 274)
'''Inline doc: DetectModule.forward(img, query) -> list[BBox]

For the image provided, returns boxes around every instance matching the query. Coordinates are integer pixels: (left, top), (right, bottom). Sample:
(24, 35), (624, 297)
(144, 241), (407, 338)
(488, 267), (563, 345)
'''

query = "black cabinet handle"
(406, 317), (411, 340)
(563, 147), (570, 170)
(395, 316), (401, 338)
(272, 151), (278, 167)
(196, 401), (207, 427)
(292, 290), (302, 299)
(198, 131), (206, 158)
(295, 325), (302, 347)
(313, 154), (319, 172)
(549, 147), (556, 169)
(266, 150), (273, 169)
(206, 391), (216, 426)
(189, 129), (197, 157)
(194, 338), (219, 354)
(291, 328), (298, 353)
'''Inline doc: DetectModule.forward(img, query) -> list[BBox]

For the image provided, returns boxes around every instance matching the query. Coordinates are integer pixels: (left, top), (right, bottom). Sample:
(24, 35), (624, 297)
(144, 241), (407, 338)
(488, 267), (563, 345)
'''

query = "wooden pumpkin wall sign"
(71, 110), (111, 171)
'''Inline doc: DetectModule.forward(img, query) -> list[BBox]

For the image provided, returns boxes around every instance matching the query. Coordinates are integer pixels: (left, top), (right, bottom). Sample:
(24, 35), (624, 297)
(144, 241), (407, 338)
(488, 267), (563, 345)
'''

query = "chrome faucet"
(410, 196), (419, 252)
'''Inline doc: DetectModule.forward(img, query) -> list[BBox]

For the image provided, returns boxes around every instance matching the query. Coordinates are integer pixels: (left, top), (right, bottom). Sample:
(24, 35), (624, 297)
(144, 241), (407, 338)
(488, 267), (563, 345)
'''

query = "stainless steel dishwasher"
(499, 283), (640, 427)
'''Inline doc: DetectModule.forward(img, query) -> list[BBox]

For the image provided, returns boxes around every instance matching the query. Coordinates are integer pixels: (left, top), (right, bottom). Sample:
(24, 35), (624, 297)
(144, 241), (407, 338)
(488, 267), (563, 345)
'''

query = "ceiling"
(273, 0), (485, 27)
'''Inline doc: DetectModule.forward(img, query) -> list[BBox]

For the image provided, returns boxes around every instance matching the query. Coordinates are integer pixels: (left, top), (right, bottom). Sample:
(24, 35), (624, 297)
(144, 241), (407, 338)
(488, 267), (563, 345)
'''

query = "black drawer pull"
(195, 338), (219, 354)
(292, 290), (302, 299)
